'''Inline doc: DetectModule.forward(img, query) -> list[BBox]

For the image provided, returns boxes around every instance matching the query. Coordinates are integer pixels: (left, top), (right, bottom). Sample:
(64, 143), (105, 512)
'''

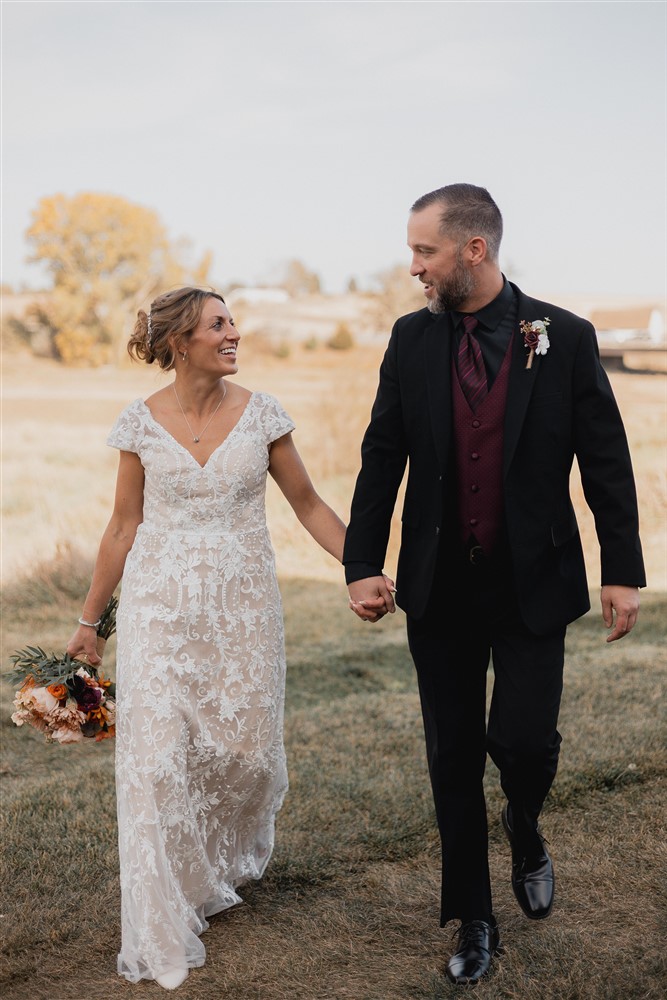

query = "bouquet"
(9, 597), (118, 744)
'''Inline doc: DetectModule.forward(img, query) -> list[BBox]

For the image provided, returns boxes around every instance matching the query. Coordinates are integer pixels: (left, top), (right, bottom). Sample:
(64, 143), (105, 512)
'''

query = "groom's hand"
(348, 576), (396, 623)
(601, 585), (640, 642)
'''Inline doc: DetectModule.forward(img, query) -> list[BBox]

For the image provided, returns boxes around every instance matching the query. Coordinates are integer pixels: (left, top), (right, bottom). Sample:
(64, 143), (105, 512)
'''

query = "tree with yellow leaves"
(26, 193), (211, 365)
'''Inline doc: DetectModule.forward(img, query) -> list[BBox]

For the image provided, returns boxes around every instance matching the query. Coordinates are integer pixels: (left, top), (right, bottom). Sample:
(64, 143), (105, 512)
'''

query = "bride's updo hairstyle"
(128, 287), (226, 370)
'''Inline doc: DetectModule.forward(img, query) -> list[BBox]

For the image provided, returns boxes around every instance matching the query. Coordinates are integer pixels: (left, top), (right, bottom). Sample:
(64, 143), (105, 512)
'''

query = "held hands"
(66, 625), (103, 666)
(348, 575), (396, 623)
(601, 585), (640, 642)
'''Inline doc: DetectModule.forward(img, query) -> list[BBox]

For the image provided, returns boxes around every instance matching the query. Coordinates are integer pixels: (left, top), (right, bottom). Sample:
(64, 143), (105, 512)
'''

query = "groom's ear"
(465, 236), (488, 267)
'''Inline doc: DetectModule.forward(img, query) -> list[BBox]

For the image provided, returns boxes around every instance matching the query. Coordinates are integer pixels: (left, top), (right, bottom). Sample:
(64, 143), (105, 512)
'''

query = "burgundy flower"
(76, 686), (102, 712)
(523, 329), (539, 348)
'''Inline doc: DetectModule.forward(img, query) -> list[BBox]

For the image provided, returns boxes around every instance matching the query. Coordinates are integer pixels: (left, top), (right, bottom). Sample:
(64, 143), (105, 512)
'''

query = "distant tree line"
(13, 191), (423, 366)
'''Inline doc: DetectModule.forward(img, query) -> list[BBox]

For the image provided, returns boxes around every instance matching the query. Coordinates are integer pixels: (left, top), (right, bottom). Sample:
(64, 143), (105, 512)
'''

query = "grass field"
(1, 346), (666, 999)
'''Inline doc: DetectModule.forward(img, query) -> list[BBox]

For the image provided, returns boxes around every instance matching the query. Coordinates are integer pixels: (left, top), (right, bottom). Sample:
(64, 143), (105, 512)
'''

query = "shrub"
(273, 340), (291, 359)
(327, 322), (355, 351)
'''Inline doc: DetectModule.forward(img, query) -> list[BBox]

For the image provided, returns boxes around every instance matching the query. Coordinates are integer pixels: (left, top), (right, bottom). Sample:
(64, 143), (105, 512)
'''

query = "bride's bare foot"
(155, 967), (189, 990)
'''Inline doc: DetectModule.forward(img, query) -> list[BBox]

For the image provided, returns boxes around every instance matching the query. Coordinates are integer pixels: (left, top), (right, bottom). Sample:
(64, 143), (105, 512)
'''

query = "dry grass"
(2, 347), (665, 589)
(0, 346), (398, 586)
(0, 553), (666, 1000)
(1, 342), (666, 999)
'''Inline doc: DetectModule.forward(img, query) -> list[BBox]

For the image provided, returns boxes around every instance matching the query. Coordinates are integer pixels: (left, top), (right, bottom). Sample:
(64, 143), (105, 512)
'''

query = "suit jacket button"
(435, 526), (440, 535)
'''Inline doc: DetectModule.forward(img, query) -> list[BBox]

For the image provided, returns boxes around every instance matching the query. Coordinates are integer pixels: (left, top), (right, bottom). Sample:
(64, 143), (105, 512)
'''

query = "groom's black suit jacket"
(343, 283), (646, 634)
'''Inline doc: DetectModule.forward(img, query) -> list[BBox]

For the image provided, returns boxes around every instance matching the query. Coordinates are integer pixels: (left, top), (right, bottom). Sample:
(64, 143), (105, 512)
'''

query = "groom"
(343, 184), (645, 985)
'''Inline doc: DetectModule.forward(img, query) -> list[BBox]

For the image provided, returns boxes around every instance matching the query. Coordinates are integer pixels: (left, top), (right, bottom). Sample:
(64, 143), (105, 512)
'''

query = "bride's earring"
(179, 351), (187, 361)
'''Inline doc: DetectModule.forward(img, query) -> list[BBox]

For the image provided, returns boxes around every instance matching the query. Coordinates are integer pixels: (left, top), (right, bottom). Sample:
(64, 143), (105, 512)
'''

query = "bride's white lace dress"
(107, 392), (295, 983)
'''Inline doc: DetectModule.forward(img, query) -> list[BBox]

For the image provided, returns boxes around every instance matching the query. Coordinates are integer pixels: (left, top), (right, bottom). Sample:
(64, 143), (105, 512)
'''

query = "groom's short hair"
(412, 184), (503, 262)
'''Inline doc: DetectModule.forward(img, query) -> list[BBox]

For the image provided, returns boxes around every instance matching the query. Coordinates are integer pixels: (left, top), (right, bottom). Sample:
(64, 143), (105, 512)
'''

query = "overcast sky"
(3, 0), (666, 299)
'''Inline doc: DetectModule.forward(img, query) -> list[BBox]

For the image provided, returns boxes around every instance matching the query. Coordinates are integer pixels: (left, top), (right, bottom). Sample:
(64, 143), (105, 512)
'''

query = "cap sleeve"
(260, 393), (295, 444)
(107, 401), (143, 453)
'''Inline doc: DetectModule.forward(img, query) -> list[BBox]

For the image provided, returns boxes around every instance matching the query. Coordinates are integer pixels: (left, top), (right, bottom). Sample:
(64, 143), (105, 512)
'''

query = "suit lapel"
(503, 287), (540, 477)
(424, 312), (452, 468)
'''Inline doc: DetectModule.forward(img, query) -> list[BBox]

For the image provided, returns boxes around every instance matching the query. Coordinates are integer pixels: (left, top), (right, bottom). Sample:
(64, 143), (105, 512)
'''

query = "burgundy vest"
(451, 336), (513, 553)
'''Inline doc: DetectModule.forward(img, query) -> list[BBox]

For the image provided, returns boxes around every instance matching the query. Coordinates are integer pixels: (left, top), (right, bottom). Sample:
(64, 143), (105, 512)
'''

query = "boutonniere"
(519, 317), (551, 370)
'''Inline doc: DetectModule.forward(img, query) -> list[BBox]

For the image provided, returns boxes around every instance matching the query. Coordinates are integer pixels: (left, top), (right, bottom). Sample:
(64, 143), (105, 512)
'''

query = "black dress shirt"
(453, 277), (517, 389)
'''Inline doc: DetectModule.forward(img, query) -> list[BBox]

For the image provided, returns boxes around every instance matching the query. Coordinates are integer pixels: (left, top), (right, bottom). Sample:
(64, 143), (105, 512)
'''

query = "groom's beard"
(427, 253), (476, 313)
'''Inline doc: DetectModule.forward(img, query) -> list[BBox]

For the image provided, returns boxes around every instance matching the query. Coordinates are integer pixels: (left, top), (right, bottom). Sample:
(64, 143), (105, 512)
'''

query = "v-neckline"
(139, 392), (256, 470)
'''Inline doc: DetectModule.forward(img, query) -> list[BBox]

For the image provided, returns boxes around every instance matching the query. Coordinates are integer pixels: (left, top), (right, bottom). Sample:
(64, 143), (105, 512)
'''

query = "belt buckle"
(469, 544), (485, 566)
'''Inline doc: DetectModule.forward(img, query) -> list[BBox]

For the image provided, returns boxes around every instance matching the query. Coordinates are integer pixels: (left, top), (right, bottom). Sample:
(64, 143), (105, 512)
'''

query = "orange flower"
(47, 683), (68, 702)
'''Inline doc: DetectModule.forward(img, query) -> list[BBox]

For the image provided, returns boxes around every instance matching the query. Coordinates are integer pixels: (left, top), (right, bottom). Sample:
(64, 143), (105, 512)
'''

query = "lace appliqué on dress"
(108, 392), (294, 982)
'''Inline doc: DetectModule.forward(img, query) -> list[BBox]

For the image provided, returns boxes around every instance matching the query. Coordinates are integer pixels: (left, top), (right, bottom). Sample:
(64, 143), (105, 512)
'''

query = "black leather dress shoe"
(502, 805), (555, 920)
(445, 918), (502, 985)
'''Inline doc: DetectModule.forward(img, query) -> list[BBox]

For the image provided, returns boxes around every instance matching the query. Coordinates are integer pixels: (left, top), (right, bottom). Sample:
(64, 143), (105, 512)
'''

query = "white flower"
(30, 686), (60, 714)
(50, 727), (84, 744)
(535, 333), (550, 355)
(532, 320), (548, 335)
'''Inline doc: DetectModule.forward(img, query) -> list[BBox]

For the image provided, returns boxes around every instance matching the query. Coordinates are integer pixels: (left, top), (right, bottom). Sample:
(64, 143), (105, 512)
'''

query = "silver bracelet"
(78, 616), (101, 628)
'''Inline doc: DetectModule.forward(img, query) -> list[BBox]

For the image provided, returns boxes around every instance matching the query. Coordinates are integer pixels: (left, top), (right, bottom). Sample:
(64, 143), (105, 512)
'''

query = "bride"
(66, 287), (387, 990)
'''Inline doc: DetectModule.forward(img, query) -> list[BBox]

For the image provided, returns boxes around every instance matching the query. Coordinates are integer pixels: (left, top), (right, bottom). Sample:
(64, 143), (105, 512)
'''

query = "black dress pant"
(406, 541), (565, 925)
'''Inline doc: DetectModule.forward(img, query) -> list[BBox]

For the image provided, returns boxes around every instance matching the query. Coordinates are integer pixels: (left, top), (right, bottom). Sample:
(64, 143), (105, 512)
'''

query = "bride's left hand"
(66, 625), (103, 666)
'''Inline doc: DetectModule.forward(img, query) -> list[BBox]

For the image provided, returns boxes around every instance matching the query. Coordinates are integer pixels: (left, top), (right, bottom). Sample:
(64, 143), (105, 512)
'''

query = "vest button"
(469, 518), (478, 526)
(471, 452), (480, 460)
(472, 419), (481, 428)
(471, 484), (480, 493)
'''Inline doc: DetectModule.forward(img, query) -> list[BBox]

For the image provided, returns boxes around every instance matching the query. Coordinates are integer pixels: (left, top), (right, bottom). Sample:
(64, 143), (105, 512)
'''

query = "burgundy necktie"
(457, 315), (487, 411)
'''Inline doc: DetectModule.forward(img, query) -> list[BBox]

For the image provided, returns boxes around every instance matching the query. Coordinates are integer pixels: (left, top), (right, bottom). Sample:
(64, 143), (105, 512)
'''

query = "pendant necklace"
(172, 382), (227, 443)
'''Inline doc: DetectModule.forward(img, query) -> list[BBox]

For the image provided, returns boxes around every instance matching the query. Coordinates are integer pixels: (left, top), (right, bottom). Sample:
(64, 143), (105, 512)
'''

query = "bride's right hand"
(66, 625), (103, 666)
(348, 575), (396, 622)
